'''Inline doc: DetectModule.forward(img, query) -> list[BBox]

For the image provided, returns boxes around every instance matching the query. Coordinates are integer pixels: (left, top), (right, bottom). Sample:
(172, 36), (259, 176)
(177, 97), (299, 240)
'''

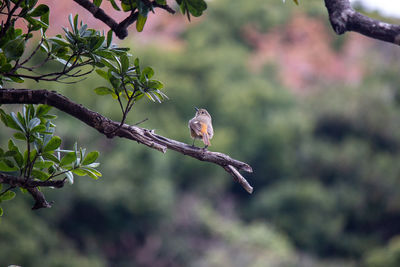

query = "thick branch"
(0, 172), (65, 209)
(0, 89), (253, 194)
(72, 0), (123, 38)
(324, 0), (400, 45)
(73, 0), (175, 39)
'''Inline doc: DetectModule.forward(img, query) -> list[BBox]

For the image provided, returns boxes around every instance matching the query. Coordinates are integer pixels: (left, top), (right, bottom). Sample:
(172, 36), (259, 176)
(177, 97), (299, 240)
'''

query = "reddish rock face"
(243, 15), (369, 92)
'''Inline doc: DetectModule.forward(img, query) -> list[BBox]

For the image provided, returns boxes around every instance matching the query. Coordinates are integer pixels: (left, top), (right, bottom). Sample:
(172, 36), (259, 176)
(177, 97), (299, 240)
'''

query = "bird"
(188, 107), (214, 148)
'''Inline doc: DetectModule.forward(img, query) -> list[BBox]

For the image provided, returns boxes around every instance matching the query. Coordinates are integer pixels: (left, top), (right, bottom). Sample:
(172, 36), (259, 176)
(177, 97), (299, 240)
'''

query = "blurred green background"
(2, 0), (400, 266)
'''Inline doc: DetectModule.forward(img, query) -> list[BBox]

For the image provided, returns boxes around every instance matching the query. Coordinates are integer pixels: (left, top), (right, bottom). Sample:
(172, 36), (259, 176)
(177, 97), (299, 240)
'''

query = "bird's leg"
(192, 139), (196, 147)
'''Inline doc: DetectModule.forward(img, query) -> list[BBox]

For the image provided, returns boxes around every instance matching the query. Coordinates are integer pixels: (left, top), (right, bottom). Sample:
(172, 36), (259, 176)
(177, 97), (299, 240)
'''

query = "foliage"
(0, 0), (168, 213)
(0, 104), (101, 214)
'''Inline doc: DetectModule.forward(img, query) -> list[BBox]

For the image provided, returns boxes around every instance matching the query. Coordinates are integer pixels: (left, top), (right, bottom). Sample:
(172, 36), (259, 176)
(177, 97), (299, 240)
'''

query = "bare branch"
(224, 165), (253, 194)
(324, 0), (400, 45)
(0, 89), (253, 194)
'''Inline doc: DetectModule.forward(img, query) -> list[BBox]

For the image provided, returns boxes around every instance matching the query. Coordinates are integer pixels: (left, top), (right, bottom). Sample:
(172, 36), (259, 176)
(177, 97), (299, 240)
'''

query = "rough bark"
(324, 0), (400, 45)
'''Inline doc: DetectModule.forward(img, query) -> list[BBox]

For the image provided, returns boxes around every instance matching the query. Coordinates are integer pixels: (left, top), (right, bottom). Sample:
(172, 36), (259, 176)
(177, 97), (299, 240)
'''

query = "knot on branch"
(329, 9), (354, 34)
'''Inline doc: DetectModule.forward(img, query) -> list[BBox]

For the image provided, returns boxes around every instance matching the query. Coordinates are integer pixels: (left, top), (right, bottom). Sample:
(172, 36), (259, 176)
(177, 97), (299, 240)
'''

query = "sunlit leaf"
(0, 191), (16, 201)
(82, 151), (99, 165)
(60, 151), (77, 166)
(43, 136), (61, 152)
(136, 13), (147, 32)
(31, 169), (49, 181)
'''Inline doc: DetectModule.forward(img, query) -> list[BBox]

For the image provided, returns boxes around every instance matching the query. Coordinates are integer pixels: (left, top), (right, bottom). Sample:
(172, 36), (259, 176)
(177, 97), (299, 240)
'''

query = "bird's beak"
(195, 107), (199, 111)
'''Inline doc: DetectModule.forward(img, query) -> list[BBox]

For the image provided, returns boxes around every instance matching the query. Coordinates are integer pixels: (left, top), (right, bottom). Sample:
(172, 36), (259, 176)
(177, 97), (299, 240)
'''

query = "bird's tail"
(202, 133), (211, 147)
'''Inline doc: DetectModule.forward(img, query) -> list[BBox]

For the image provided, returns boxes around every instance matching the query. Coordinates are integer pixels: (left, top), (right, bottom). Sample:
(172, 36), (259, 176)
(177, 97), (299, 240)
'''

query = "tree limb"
(0, 172), (65, 209)
(73, 0), (175, 39)
(0, 89), (253, 196)
(324, 0), (400, 45)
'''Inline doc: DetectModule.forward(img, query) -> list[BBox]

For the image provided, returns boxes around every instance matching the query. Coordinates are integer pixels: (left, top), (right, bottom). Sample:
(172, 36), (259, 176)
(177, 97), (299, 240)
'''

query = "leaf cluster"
(102, 0), (207, 28)
(0, 104), (101, 215)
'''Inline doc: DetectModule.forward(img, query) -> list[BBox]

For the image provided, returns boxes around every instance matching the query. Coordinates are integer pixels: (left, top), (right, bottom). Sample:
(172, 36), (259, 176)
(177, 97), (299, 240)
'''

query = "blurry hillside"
(3, 0), (400, 267)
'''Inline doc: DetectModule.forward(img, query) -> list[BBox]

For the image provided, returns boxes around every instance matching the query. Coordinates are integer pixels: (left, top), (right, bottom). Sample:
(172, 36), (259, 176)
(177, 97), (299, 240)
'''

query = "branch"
(73, 0), (122, 37)
(73, 0), (175, 39)
(324, 0), (400, 45)
(0, 89), (253, 194)
(0, 172), (65, 209)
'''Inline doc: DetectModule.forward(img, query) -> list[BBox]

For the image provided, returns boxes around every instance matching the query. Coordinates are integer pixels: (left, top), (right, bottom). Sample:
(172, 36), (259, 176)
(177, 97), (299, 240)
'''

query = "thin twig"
(133, 118), (148, 126)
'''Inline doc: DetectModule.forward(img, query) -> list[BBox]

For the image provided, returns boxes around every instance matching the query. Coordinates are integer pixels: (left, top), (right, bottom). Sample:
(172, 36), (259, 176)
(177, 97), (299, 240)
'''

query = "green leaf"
(34, 160), (54, 170)
(95, 69), (109, 80)
(36, 105), (52, 117)
(60, 151), (77, 166)
(28, 117), (40, 130)
(73, 14), (79, 32)
(29, 4), (49, 17)
(0, 191), (16, 201)
(9, 75), (24, 83)
(186, 0), (207, 17)
(24, 149), (37, 165)
(42, 114), (57, 119)
(94, 86), (113, 95)
(85, 162), (100, 168)
(3, 36), (25, 61)
(8, 139), (17, 151)
(82, 151), (99, 165)
(293, 0), (299, 5)
(72, 168), (87, 176)
(94, 0), (103, 7)
(82, 167), (102, 179)
(2, 114), (22, 131)
(31, 124), (46, 133)
(10, 112), (25, 133)
(4, 150), (16, 157)
(109, 0), (121, 11)
(0, 207), (3, 216)
(136, 13), (147, 32)
(142, 66), (154, 79)
(121, 1), (137, 11)
(48, 36), (70, 47)
(44, 136), (61, 152)
(31, 169), (49, 180)
(13, 132), (26, 141)
(106, 29), (113, 47)
(120, 54), (129, 73)
(42, 152), (60, 163)
(24, 16), (48, 31)
(0, 160), (18, 172)
(148, 80), (163, 90)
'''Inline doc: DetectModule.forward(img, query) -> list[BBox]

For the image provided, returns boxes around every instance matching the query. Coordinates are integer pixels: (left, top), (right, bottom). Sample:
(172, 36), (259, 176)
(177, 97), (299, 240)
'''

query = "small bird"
(188, 107), (214, 148)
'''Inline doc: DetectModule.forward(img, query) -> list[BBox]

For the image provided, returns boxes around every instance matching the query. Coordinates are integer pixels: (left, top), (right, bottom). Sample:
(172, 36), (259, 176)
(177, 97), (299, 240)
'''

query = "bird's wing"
(207, 124), (213, 139)
(189, 119), (203, 136)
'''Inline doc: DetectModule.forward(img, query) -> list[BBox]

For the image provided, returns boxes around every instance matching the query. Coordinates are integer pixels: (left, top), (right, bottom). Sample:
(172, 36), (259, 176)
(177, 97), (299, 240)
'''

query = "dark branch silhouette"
(73, 0), (175, 39)
(324, 0), (400, 45)
(0, 172), (65, 209)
